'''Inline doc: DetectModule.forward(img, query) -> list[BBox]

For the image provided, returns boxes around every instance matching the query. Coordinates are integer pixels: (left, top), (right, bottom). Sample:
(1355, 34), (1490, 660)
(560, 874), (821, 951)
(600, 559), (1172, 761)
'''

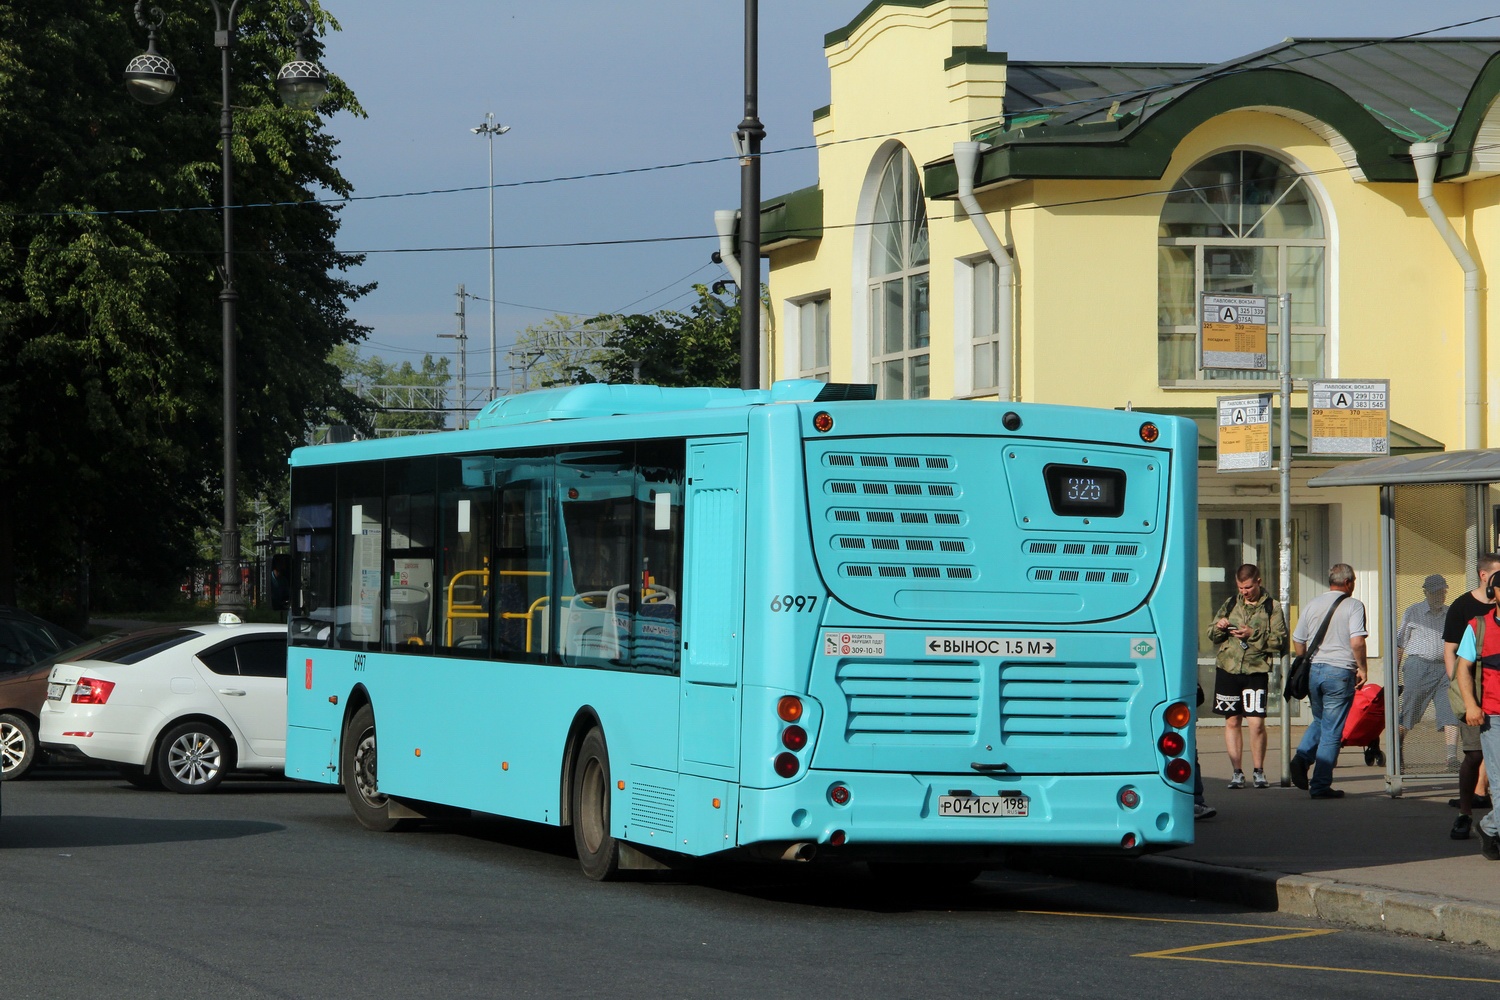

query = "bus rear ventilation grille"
(824, 453), (954, 470)
(830, 508), (965, 526)
(835, 536), (972, 554)
(1024, 541), (1142, 557)
(1029, 568), (1134, 584)
(826, 480), (958, 498)
(842, 564), (976, 580)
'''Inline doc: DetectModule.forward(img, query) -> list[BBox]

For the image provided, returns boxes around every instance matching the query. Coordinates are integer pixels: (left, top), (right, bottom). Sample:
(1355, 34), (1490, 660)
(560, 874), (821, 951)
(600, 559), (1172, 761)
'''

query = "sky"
(320, 1), (1500, 394)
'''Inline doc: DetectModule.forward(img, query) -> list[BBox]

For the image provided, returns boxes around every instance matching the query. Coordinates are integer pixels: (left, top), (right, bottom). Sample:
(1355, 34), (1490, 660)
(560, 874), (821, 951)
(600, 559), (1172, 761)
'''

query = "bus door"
(680, 438), (746, 778)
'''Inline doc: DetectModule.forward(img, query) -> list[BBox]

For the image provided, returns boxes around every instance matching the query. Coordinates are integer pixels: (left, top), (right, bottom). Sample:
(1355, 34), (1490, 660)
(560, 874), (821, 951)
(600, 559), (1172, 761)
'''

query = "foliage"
(0, 1), (370, 611)
(514, 285), (742, 390)
(330, 345), (452, 433)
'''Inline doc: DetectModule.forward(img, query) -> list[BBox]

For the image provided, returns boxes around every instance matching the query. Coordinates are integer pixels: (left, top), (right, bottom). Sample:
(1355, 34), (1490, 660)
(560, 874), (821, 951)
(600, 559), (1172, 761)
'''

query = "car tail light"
(774, 752), (799, 778)
(1164, 758), (1192, 784)
(72, 677), (116, 704)
(1158, 732), (1186, 757)
(782, 725), (808, 751)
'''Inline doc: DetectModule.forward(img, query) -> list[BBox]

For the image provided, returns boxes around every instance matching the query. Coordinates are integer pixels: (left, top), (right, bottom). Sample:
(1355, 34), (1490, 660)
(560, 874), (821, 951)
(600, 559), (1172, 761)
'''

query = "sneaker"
(1289, 756), (1309, 791)
(1451, 814), (1473, 840)
(1194, 803), (1217, 820)
(1227, 771), (1246, 789)
(1252, 769), (1269, 789)
(1310, 788), (1345, 799)
(1482, 829), (1500, 862)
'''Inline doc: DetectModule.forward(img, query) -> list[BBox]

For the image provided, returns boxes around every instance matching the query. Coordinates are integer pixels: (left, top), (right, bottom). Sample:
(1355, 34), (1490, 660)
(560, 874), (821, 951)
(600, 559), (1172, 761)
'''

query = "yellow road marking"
(1022, 910), (1500, 984)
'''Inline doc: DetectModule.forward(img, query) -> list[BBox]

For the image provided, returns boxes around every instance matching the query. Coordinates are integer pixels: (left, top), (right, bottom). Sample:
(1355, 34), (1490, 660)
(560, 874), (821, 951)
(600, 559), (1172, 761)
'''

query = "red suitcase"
(1341, 683), (1385, 747)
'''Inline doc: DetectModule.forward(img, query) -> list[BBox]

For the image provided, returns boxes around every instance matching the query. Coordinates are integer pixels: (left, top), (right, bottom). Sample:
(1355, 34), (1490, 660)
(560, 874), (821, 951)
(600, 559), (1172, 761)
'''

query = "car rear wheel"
(0, 712), (37, 780)
(155, 721), (230, 793)
(342, 704), (404, 832)
(570, 727), (621, 881)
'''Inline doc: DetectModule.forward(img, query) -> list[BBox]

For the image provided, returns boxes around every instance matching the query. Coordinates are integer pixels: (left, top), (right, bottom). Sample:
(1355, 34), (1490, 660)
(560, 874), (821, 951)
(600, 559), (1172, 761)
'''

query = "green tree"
(331, 345), (452, 433)
(0, 1), (369, 620)
(512, 286), (742, 391)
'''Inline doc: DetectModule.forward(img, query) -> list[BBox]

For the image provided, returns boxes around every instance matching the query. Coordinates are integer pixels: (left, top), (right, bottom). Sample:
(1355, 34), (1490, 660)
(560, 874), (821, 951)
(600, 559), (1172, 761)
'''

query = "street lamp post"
(126, 1), (328, 615)
(738, 0), (764, 391)
(471, 114), (510, 399)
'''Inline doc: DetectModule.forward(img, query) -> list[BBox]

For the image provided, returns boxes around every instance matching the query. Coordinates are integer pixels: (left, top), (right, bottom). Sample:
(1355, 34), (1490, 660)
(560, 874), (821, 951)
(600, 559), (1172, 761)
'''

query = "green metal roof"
(924, 39), (1500, 197)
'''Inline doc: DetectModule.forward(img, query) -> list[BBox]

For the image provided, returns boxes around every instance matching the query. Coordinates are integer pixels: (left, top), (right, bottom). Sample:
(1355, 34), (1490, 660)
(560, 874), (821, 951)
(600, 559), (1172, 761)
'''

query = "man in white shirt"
(1289, 563), (1368, 799)
(1397, 574), (1457, 765)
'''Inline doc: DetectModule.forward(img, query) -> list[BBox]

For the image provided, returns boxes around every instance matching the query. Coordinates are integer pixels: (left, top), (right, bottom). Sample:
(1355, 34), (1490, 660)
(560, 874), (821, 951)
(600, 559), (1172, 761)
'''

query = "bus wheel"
(343, 704), (401, 832)
(571, 728), (621, 881)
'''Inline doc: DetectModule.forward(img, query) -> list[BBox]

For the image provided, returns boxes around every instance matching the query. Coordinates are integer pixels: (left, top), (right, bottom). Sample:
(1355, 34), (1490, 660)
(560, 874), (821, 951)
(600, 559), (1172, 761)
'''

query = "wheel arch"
(337, 684), (374, 781)
(150, 712), (239, 775)
(559, 707), (605, 828)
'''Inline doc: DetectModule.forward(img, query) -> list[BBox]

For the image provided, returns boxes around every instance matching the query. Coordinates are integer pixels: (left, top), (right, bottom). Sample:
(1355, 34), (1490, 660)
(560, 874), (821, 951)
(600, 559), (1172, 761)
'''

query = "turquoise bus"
(285, 380), (1198, 879)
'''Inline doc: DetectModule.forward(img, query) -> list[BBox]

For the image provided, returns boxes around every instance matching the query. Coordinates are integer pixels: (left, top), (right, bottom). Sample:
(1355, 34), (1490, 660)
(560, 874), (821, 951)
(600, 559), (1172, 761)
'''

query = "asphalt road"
(2, 770), (1499, 999)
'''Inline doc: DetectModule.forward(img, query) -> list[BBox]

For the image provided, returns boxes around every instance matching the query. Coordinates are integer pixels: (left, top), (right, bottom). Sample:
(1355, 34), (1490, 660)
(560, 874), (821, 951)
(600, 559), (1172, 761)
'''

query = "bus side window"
(385, 458), (437, 653)
(437, 455), (495, 655)
(290, 465), (336, 648)
(633, 441), (685, 674)
(558, 447), (634, 667)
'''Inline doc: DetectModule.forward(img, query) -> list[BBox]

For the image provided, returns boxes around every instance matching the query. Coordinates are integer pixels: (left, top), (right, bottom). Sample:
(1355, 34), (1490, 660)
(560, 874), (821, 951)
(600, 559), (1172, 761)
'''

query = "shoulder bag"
(1283, 593), (1348, 701)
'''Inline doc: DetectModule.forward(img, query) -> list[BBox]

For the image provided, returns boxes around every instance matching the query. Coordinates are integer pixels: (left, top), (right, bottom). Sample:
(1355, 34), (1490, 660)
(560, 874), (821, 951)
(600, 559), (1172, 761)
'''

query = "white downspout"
(954, 141), (1014, 401)
(713, 209), (742, 289)
(1411, 141), (1483, 449)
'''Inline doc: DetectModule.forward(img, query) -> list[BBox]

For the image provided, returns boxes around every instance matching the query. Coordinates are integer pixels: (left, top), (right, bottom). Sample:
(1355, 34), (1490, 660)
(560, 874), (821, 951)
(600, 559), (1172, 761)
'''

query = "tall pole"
(738, 0), (764, 391)
(1277, 292), (1293, 784)
(215, 1), (244, 616)
(472, 114), (509, 399)
(486, 113), (497, 398)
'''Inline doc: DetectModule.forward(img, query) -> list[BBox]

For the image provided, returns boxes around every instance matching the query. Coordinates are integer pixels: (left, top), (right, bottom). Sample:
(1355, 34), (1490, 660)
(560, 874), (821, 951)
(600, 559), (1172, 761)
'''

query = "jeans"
(1481, 719), (1500, 838)
(1295, 662), (1358, 794)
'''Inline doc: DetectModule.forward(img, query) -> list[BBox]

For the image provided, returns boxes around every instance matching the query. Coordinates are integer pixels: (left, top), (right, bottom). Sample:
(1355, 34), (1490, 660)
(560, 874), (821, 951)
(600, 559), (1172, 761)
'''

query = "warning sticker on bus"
(823, 631), (886, 656)
(924, 637), (1057, 657)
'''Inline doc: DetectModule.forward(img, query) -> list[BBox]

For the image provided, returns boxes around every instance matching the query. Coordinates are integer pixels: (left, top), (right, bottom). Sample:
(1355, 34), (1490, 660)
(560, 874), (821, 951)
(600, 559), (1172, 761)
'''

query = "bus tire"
(343, 704), (402, 832)
(570, 727), (621, 881)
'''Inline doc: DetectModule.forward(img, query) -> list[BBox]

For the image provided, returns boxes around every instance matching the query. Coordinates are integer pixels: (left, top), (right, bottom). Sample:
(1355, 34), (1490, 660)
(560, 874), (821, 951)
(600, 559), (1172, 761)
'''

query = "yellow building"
(752, 0), (1500, 694)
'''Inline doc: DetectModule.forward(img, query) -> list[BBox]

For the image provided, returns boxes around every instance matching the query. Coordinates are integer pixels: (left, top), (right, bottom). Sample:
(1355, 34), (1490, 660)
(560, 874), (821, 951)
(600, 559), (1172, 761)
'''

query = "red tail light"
(1158, 732), (1186, 757)
(72, 677), (116, 704)
(781, 725), (808, 751)
(1164, 758), (1192, 784)
(774, 752), (799, 778)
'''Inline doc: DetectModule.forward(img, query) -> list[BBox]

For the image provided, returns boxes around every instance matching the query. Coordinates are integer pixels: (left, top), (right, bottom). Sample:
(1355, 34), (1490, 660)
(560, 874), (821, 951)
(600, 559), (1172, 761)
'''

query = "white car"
(39, 619), (288, 793)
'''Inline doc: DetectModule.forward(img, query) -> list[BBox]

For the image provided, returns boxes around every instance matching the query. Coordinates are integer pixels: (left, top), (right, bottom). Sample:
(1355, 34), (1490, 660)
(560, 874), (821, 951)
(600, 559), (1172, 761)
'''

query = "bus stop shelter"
(1309, 449), (1500, 795)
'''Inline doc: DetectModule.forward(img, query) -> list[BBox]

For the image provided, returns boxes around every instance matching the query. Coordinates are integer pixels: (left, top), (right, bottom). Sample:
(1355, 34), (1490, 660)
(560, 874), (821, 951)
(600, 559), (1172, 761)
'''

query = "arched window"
(868, 147), (930, 398)
(1158, 150), (1327, 383)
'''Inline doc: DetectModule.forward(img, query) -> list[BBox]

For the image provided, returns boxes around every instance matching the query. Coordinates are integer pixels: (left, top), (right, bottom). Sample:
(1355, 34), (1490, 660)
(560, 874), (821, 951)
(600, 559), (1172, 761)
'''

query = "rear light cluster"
(72, 677), (115, 705)
(775, 695), (807, 779)
(1160, 701), (1192, 784)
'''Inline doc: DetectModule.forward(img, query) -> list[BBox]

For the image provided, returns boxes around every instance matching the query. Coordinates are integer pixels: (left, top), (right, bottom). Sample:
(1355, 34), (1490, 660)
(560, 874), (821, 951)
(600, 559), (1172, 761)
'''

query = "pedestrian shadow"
(0, 815), (283, 849)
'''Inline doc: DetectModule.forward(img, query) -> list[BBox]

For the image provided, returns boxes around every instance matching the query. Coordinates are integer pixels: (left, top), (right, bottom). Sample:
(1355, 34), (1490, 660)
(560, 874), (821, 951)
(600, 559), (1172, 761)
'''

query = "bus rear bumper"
(737, 769), (1192, 856)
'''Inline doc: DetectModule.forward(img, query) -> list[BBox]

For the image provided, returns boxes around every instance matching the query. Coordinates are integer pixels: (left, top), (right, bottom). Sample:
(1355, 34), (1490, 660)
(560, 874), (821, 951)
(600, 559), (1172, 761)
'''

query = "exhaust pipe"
(780, 842), (818, 862)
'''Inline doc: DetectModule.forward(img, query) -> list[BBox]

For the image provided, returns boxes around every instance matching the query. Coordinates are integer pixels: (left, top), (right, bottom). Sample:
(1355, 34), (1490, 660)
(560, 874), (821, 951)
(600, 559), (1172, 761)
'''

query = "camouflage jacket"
(1207, 592), (1289, 675)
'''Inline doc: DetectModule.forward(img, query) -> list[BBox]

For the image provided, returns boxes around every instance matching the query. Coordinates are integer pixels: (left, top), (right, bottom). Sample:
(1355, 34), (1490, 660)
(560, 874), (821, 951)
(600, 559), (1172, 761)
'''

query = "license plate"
(938, 794), (1028, 817)
(47, 682), (65, 701)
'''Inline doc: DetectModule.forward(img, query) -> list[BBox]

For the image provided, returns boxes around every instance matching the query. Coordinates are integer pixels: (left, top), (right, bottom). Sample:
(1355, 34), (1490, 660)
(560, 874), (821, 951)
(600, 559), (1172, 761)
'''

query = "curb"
(1020, 854), (1500, 951)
